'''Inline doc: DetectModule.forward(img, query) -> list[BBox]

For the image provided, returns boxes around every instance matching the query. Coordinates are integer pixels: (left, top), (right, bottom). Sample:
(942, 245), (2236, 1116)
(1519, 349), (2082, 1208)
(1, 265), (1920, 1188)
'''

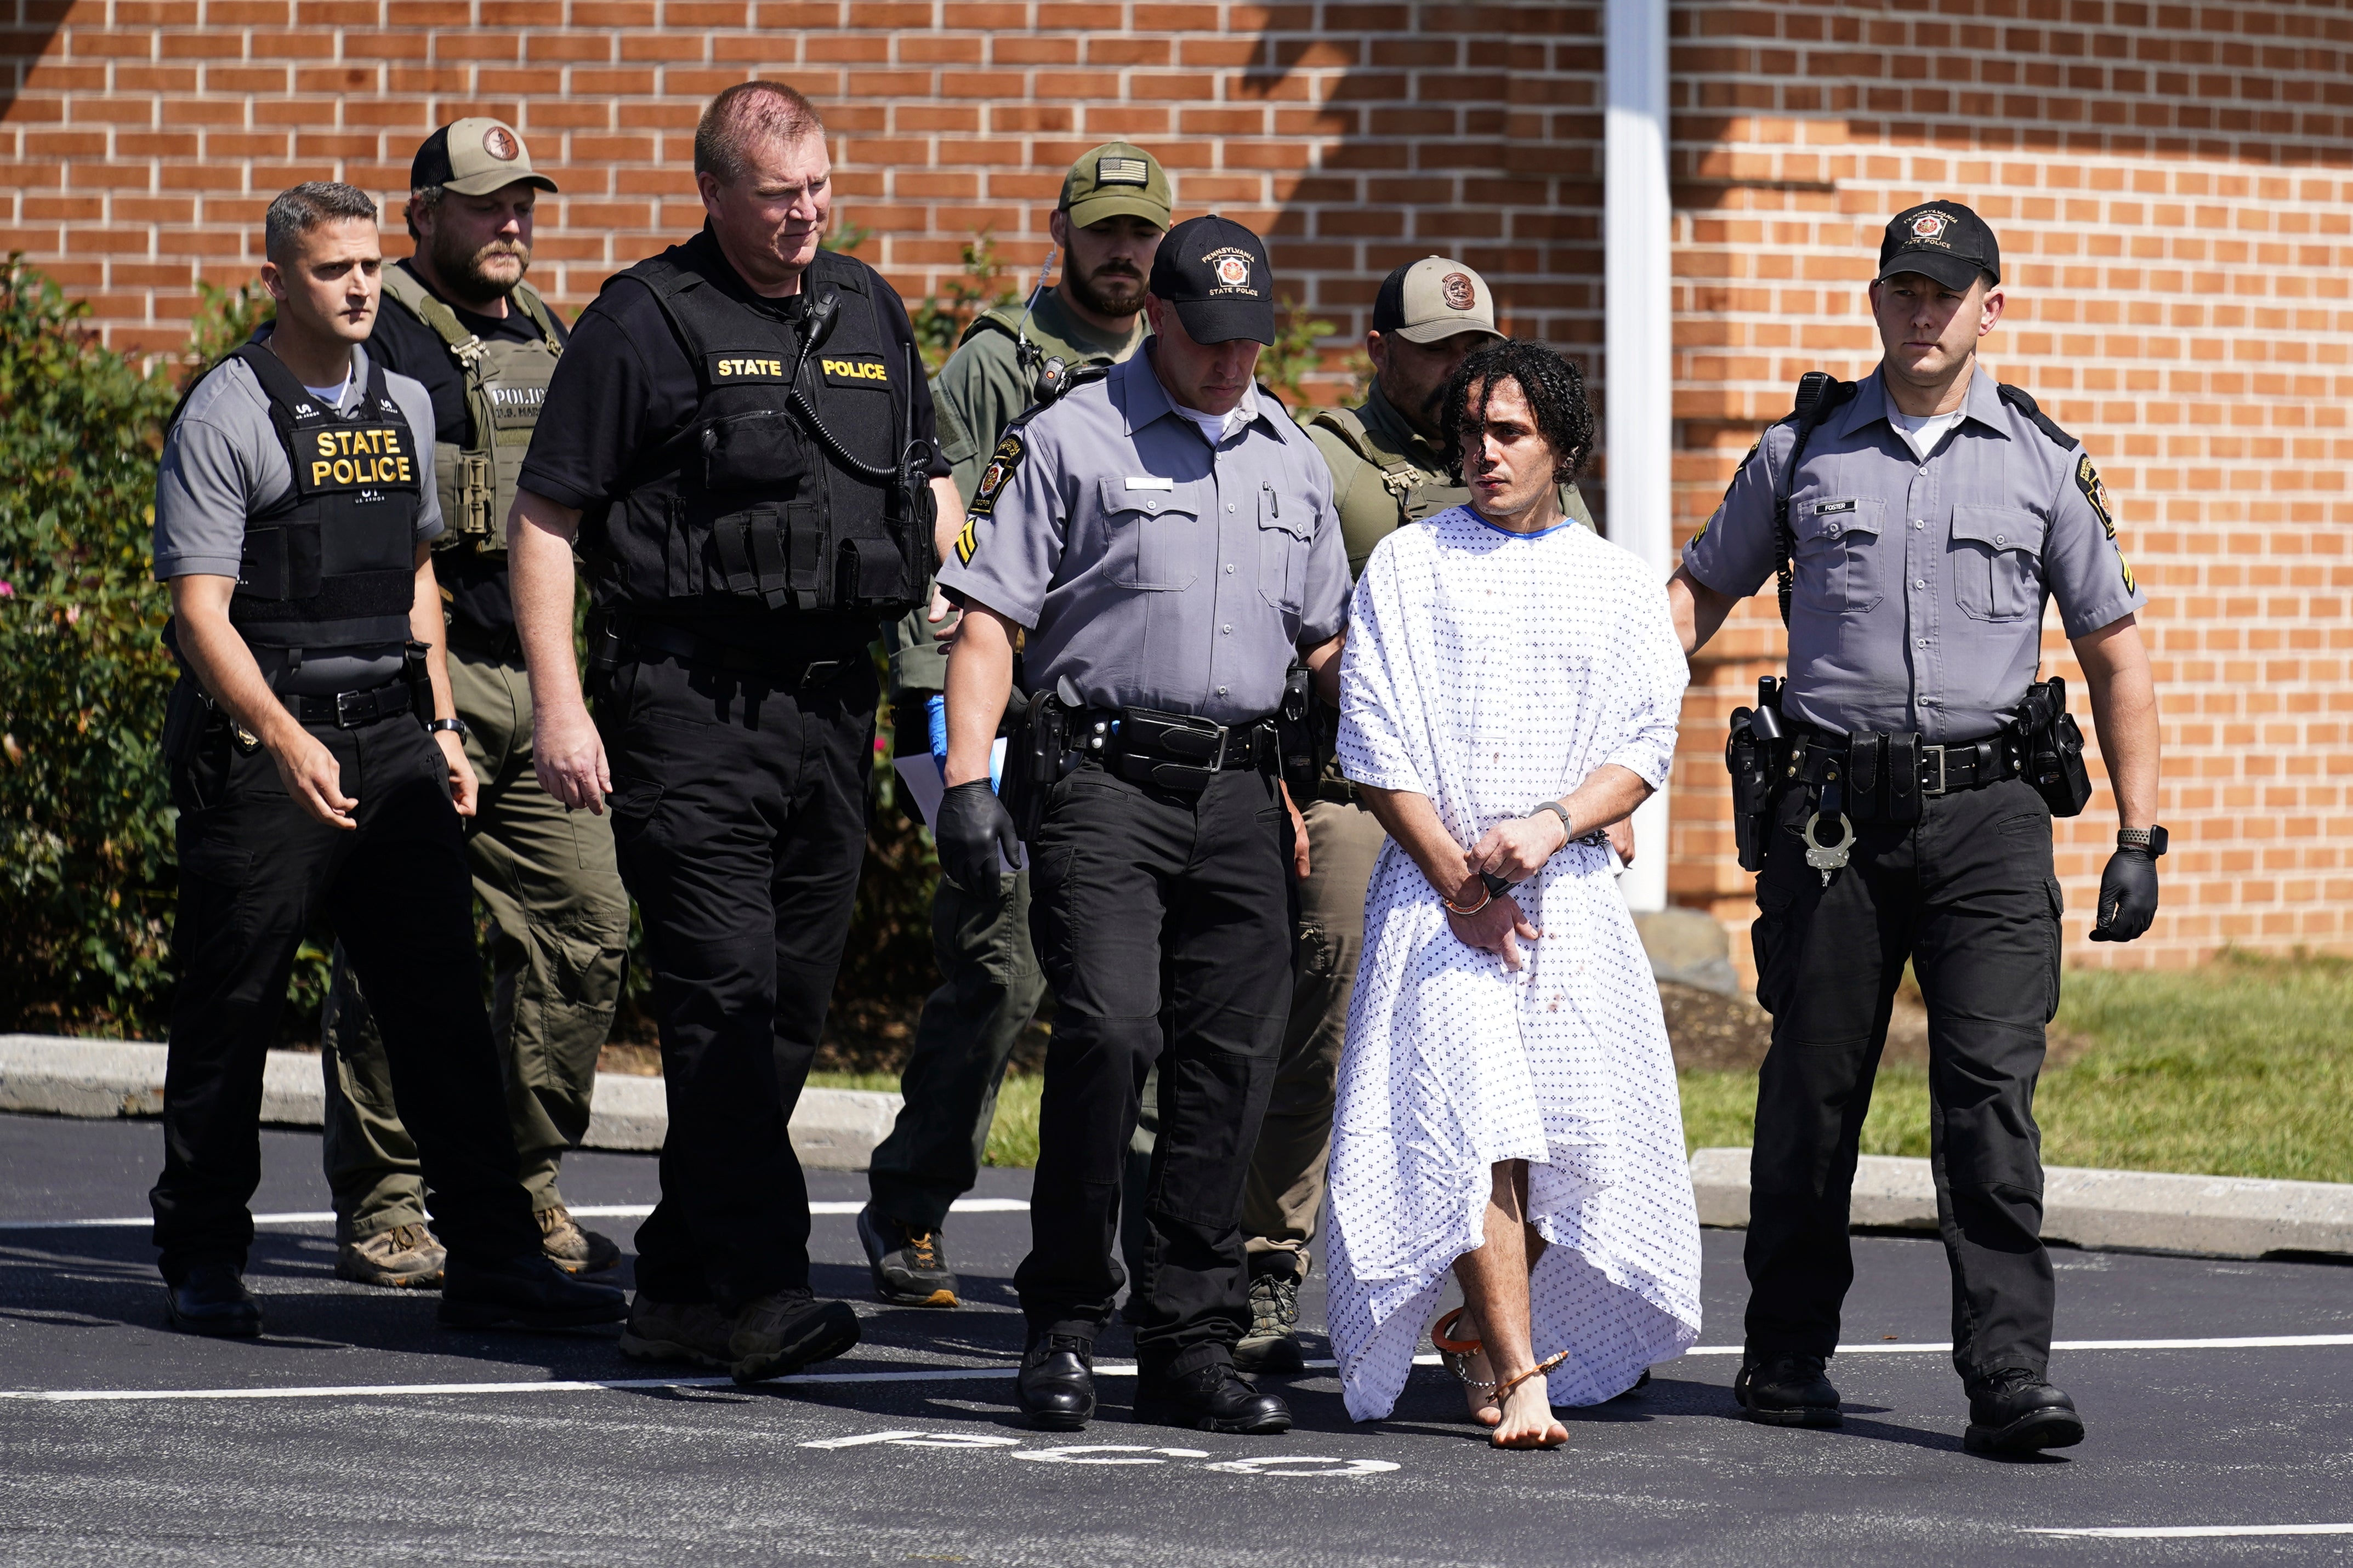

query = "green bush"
(0, 259), (185, 1034)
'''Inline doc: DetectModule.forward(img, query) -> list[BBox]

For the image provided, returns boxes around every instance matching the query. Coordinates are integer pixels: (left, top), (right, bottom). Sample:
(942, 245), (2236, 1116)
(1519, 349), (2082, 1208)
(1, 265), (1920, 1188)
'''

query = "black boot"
(1017, 1333), (1096, 1431)
(857, 1205), (959, 1308)
(1134, 1363), (1292, 1435)
(164, 1264), (262, 1339)
(1735, 1352), (1842, 1428)
(437, 1250), (628, 1331)
(1964, 1367), (2084, 1456)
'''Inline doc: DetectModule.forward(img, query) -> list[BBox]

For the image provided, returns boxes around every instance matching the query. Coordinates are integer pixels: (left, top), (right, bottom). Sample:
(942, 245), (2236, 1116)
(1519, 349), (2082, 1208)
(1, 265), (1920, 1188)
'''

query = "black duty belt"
(1073, 706), (1278, 793)
(1796, 727), (2020, 799)
(281, 680), (414, 729)
(619, 619), (860, 688)
(444, 619), (522, 662)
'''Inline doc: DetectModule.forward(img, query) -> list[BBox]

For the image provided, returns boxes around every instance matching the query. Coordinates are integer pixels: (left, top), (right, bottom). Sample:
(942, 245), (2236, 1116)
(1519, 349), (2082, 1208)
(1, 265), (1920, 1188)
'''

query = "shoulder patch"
(967, 432), (1024, 522)
(2074, 451), (2117, 540)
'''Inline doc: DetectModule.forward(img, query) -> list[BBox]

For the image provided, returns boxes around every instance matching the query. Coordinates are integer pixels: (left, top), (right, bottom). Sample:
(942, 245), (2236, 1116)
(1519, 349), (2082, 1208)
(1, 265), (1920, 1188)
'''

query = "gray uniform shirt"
(1683, 366), (2144, 742)
(937, 345), (1351, 725)
(155, 344), (442, 695)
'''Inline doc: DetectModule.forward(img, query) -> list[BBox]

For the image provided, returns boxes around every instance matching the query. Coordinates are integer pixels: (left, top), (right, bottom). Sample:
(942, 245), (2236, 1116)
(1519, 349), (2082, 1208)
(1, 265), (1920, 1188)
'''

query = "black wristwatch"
(428, 717), (470, 740)
(2116, 826), (2168, 857)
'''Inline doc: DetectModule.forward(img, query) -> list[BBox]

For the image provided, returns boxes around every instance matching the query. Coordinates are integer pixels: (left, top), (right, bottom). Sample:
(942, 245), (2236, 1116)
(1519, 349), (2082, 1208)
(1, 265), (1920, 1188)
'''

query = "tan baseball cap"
(1372, 255), (1501, 345)
(1060, 141), (1172, 229)
(411, 117), (558, 197)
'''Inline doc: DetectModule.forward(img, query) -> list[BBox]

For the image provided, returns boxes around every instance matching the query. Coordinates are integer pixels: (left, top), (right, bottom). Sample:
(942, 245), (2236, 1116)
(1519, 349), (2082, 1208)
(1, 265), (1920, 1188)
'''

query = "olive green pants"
(320, 649), (632, 1239)
(1123, 797), (1385, 1283)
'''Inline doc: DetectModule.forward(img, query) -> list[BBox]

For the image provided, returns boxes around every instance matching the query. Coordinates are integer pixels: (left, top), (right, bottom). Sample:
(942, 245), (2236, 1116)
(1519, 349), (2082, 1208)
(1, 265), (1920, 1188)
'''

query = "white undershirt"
(303, 376), (352, 409)
(1169, 380), (1260, 446)
(1887, 404), (1964, 462)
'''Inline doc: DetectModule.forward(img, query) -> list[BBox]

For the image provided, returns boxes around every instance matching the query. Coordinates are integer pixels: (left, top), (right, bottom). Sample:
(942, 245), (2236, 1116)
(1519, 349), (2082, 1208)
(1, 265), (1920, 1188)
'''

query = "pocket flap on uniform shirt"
(1952, 505), (2046, 555)
(1799, 495), (1884, 538)
(1098, 476), (1199, 520)
(1258, 487), (1312, 540)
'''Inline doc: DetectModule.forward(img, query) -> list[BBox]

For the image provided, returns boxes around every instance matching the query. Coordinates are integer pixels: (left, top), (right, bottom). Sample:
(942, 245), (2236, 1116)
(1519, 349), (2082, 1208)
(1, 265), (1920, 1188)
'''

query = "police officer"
(860, 143), (1172, 1309)
(1232, 255), (1617, 1371)
(936, 215), (1351, 1434)
(317, 118), (632, 1292)
(1671, 201), (2163, 1456)
(510, 83), (958, 1383)
(147, 181), (626, 1338)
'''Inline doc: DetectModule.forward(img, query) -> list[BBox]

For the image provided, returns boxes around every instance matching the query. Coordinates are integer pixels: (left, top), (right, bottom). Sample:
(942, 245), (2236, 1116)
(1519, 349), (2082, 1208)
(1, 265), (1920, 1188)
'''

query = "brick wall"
(1669, 0), (2353, 975)
(2, 0), (2345, 972)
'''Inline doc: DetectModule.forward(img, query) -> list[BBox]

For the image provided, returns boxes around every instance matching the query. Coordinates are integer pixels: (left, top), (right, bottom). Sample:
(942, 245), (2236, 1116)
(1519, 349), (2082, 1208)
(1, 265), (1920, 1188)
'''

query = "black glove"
(2089, 847), (2159, 942)
(935, 778), (1022, 891)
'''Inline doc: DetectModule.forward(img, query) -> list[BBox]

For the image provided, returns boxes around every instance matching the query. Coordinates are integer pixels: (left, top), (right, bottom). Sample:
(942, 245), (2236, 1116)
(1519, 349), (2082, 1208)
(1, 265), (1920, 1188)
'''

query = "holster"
(402, 641), (434, 729)
(2016, 676), (2094, 817)
(583, 608), (625, 702)
(1004, 692), (1068, 844)
(1276, 663), (1321, 802)
(1726, 676), (1791, 872)
(160, 675), (215, 767)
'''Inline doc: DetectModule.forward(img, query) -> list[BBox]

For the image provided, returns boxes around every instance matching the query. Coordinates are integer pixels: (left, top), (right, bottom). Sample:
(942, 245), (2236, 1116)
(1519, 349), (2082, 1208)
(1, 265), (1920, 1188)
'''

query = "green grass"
(808, 1070), (1042, 1169)
(820, 953), (2353, 1182)
(1679, 951), (2353, 1184)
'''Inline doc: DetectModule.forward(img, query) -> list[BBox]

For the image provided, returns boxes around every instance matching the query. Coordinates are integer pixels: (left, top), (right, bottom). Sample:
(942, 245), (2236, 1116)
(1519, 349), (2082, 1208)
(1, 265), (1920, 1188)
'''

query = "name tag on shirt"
(1816, 498), (1856, 514)
(1124, 476), (1173, 492)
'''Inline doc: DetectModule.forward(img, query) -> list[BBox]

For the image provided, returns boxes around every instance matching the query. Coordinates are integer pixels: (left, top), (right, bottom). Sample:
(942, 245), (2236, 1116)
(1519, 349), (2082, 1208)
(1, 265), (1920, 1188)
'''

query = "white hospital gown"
(1326, 506), (1703, 1422)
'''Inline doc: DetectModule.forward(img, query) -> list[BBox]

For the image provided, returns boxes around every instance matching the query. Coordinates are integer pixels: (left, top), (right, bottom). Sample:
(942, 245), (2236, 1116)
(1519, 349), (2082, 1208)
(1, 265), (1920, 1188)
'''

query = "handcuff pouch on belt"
(2014, 675), (2093, 817)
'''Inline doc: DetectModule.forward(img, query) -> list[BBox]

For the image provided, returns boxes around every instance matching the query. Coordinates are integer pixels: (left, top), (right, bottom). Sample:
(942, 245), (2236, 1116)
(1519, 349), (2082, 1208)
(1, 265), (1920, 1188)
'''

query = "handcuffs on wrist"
(1441, 802), (1591, 917)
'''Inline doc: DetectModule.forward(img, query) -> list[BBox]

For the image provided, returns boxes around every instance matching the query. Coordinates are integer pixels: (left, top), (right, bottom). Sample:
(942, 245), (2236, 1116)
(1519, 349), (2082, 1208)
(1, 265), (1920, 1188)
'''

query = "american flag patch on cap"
(1096, 156), (1150, 186)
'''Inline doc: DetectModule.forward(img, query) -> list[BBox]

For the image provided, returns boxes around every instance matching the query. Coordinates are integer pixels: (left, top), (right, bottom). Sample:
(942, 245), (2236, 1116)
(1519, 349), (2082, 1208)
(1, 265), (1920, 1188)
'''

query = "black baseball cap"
(1147, 214), (1275, 346)
(1877, 200), (1999, 290)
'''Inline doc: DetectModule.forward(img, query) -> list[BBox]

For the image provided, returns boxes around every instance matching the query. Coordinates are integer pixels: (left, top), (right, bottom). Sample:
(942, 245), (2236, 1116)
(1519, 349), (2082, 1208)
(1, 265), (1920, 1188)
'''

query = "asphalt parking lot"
(2, 1110), (2349, 1566)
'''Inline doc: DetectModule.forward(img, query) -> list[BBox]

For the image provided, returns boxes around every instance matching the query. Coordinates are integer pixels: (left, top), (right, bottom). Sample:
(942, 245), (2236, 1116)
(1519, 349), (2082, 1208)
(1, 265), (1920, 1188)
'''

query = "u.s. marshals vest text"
(378, 263), (561, 554)
(587, 233), (927, 625)
(224, 343), (423, 653)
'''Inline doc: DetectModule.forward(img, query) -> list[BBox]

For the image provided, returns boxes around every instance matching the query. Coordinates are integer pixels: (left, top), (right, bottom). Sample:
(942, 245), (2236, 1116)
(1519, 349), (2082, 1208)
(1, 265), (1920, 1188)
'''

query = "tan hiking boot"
(336, 1222), (446, 1288)
(617, 1295), (736, 1369)
(538, 1206), (622, 1275)
(727, 1289), (862, 1384)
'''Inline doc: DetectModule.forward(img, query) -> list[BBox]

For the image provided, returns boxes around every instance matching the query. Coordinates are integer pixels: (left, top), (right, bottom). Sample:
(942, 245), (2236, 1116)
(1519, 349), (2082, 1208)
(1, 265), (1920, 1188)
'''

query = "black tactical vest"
(587, 231), (931, 625)
(227, 344), (423, 652)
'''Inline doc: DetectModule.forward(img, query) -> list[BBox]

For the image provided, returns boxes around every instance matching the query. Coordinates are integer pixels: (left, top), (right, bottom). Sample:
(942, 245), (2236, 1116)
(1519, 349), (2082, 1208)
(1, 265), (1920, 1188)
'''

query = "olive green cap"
(1059, 142), (1171, 229)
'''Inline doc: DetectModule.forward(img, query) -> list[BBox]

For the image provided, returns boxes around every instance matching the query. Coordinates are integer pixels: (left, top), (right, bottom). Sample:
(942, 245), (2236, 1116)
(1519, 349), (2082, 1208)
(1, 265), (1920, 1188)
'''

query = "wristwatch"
(2116, 826), (2168, 857)
(428, 717), (470, 740)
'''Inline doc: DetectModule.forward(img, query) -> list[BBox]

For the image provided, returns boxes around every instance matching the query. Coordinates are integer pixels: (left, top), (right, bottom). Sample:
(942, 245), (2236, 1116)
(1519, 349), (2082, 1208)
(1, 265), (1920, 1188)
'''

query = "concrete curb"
(0, 1034), (902, 1172)
(1689, 1147), (2353, 1261)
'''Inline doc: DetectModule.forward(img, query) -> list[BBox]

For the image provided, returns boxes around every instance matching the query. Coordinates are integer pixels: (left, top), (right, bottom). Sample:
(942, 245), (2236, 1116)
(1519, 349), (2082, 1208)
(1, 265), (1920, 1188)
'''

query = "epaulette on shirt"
(951, 362), (1111, 565)
(1996, 382), (2078, 451)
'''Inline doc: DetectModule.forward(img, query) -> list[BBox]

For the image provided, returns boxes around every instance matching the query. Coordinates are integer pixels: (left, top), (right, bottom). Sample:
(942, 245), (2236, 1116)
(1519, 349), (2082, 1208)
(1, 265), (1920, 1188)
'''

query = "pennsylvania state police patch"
(2075, 452), (2117, 539)
(969, 433), (1024, 521)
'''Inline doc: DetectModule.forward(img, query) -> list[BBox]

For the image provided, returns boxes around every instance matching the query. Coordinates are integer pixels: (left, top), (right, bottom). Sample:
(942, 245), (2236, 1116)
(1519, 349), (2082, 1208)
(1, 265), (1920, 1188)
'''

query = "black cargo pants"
(150, 706), (539, 1281)
(1744, 774), (2066, 1382)
(598, 650), (876, 1311)
(1018, 757), (1296, 1380)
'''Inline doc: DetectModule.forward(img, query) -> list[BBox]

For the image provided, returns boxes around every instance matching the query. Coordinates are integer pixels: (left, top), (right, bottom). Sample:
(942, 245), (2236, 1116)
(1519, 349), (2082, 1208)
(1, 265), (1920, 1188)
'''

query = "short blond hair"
(695, 82), (825, 186)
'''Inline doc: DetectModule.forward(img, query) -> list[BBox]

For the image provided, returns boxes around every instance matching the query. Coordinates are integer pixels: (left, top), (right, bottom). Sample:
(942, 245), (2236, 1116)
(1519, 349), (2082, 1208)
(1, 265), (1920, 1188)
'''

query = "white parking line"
(2028, 1524), (2353, 1539)
(0, 1198), (1030, 1232)
(1, 1335), (2344, 1405)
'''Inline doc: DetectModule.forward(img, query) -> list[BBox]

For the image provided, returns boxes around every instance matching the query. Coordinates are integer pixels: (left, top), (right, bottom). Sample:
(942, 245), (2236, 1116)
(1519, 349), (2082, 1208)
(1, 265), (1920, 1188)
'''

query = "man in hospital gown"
(1326, 340), (1702, 1445)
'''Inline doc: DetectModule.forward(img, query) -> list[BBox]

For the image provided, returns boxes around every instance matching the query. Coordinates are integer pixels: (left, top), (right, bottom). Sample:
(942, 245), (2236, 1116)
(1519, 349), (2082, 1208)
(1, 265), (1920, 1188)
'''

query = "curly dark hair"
(1437, 339), (1597, 487)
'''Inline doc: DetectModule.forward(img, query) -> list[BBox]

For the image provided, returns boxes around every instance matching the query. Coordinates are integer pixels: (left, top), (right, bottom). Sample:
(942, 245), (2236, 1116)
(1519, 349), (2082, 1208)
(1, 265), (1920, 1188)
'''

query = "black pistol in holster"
(2014, 675), (2094, 817)
(1004, 690), (1070, 844)
(1725, 676), (1791, 874)
(402, 640), (435, 727)
(1276, 663), (1320, 802)
(582, 607), (625, 701)
(159, 675), (216, 767)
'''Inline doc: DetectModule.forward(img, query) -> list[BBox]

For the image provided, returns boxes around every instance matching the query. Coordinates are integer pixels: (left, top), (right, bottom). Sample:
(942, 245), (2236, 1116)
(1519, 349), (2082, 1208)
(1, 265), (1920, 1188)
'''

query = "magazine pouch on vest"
(379, 265), (562, 552)
(599, 236), (928, 621)
(227, 344), (422, 653)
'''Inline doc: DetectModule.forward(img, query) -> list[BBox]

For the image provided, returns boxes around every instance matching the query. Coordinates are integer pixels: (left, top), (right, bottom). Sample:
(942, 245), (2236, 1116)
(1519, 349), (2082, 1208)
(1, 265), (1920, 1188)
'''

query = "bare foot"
(1435, 1305), (1501, 1427)
(1490, 1371), (1569, 1450)
(1459, 1341), (1502, 1428)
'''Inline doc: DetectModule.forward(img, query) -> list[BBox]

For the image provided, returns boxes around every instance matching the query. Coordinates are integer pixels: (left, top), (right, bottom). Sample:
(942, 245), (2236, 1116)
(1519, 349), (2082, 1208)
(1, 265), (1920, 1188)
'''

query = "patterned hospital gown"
(1326, 506), (1704, 1422)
